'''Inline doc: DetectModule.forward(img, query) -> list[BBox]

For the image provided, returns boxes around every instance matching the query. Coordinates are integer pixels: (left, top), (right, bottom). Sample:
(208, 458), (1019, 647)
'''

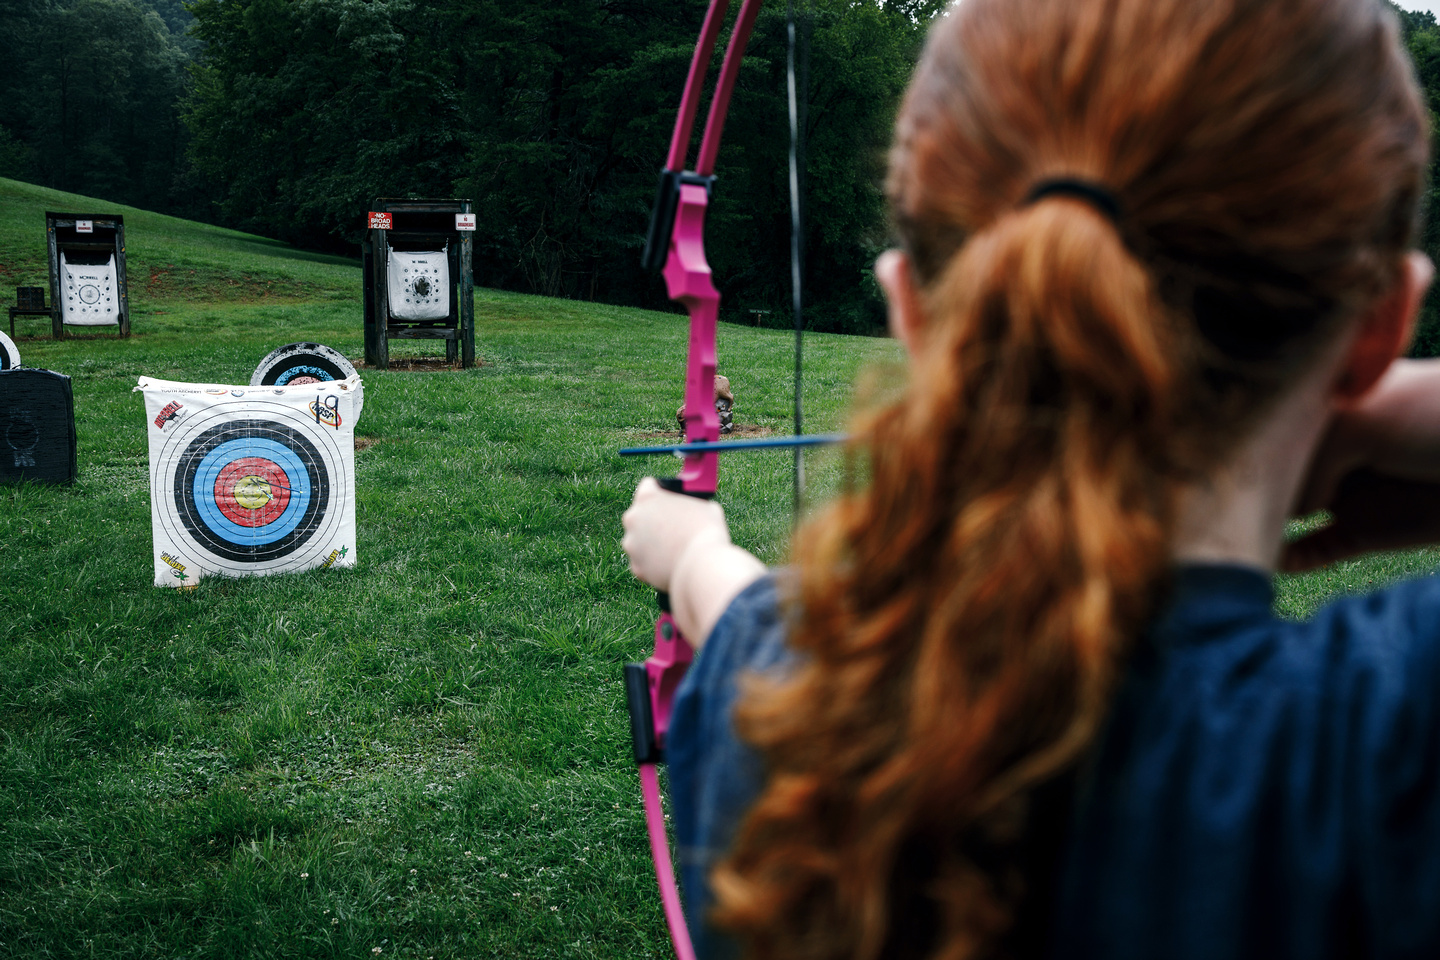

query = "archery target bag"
(137, 375), (361, 588)
(60, 251), (121, 325)
(0, 368), (77, 484)
(251, 342), (363, 420)
(0, 331), (19, 370)
(387, 249), (450, 321)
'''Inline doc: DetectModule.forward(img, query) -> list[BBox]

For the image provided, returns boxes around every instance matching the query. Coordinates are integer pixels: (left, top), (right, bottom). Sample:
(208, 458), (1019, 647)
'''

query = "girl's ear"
(1335, 251), (1434, 402)
(876, 250), (926, 358)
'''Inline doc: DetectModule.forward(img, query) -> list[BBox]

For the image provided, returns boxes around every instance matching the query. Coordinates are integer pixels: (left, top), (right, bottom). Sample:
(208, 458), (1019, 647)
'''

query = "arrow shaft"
(619, 433), (845, 457)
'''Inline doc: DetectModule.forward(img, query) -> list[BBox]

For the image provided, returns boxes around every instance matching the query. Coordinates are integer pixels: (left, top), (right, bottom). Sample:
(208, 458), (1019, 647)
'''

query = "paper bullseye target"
(0, 331), (18, 371)
(60, 252), (121, 326)
(139, 376), (358, 587)
(387, 249), (450, 321)
(171, 419), (331, 564)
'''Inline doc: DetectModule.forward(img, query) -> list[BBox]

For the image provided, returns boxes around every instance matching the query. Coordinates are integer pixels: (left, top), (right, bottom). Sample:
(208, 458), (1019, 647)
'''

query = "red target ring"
(214, 457), (292, 527)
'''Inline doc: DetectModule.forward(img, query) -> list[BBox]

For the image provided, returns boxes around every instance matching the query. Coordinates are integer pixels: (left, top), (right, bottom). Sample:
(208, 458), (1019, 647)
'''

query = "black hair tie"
(1023, 178), (1123, 224)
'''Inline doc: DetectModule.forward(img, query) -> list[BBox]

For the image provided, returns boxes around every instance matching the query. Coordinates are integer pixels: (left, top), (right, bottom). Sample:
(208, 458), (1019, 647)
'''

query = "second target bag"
(135, 376), (362, 588)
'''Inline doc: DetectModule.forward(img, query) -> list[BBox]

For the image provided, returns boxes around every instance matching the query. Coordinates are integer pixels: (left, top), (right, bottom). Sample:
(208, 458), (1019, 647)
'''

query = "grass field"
(1, 176), (1438, 958)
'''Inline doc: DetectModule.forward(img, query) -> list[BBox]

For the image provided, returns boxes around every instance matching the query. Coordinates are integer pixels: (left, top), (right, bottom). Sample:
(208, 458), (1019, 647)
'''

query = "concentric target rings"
(151, 402), (352, 574)
(251, 342), (357, 387)
(175, 420), (328, 563)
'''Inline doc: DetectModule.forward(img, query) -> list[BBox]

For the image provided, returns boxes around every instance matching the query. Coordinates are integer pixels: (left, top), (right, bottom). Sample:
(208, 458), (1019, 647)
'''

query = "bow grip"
(654, 475), (715, 612)
(625, 477), (713, 764)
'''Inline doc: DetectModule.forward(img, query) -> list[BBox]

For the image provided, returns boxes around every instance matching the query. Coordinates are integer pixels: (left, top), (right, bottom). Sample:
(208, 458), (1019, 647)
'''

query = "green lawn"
(0, 177), (1436, 958)
(0, 178), (892, 958)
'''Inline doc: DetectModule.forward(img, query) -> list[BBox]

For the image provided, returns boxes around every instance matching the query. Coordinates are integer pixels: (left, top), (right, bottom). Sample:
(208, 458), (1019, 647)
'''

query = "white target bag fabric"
(60, 252), (121, 325)
(136, 376), (361, 588)
(387, 249), (450, 320)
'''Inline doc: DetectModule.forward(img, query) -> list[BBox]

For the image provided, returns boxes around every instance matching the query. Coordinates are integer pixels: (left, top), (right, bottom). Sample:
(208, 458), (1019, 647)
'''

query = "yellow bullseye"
(232, 475), (273, 509)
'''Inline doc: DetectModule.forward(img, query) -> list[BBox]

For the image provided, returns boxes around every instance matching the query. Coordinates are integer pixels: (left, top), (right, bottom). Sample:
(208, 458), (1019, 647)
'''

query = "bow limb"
(666, 183), (721, 495)
(696, 0), (764, 176)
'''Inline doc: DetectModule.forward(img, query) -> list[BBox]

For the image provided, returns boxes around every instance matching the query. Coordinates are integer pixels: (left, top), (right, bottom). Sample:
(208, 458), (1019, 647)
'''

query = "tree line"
(0, 0), (939, 334)
(5, 0), (1440, 343)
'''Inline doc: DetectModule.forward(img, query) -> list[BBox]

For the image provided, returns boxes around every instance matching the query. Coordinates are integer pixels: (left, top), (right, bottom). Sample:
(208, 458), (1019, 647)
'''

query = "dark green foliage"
(185, 0), (469, 252)
(0, 0), (201, 216)
(182, 0), (935, 333)
(14, 0), (1440, 343)
(1391, 2), (1440, 356)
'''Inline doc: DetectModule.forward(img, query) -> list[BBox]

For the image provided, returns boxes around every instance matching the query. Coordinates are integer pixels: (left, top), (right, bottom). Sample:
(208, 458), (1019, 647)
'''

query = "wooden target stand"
(44, 211), (131, 339)
(361, 199), (475, 370)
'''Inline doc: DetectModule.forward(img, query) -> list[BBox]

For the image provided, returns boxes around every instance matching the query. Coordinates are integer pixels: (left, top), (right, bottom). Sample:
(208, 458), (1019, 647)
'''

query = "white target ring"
(0, 332), (19, 371)
(150, 400), (353, 576)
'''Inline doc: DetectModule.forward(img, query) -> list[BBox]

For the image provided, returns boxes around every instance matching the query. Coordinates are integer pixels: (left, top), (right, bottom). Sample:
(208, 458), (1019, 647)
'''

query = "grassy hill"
(0, 179), (1437, 958)
(0, 178), (359, 308)
(0, 178), (898, 958)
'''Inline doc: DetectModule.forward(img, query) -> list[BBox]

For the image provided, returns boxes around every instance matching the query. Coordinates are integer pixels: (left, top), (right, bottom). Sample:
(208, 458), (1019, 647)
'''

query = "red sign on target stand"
(367, 211), (392, 230)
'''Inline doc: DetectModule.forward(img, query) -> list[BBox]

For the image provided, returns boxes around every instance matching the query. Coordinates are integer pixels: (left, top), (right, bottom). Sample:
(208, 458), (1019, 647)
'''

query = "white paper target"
(0, 331), (18, 370)
(387, 249), (449, 321)
(136, 376), (361, 588)
(251, 342), (363, 421)
(60, 252), (121, 326)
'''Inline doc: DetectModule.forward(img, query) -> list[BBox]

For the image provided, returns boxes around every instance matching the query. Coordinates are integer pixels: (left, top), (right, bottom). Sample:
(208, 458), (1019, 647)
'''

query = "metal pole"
(787, 0), (807, 522)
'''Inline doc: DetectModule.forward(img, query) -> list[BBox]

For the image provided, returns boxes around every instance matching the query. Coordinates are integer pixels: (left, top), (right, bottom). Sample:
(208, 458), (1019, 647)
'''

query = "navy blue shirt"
(666, 565), (1440, 959)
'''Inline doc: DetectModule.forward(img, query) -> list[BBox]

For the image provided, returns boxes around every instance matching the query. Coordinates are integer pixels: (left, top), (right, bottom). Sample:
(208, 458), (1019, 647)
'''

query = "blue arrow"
(619, 433), (847, 457)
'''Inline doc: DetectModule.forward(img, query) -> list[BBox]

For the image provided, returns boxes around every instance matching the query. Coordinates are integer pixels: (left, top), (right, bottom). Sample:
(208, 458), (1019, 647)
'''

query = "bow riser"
(664, 182), (722, 494)
(646, 614), (694, 751)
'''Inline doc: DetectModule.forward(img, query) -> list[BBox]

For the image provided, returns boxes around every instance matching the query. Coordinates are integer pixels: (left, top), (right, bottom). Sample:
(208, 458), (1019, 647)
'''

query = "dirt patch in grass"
(138, 266), (327, 304)
(354, 436), (381, 451)
(637, 423), (775, 440)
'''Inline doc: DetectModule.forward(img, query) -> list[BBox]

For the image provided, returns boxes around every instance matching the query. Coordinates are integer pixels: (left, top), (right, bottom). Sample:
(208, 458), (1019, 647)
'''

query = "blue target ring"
(173, 420), (330, 563)
(191, 437), (312, 546)
(273, 365), (333, 385)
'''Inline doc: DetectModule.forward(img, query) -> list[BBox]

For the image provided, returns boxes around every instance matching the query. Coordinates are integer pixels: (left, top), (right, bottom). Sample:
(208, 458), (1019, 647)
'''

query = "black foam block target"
(0, 369), (77, 484)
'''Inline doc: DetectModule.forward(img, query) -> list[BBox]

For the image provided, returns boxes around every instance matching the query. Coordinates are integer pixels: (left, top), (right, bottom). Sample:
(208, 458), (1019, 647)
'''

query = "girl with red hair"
(623, 0), (1440, 956)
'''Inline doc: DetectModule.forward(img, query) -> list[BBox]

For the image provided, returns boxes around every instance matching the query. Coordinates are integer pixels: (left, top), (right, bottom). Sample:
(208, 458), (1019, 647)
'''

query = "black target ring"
(172, 419), (330, 563)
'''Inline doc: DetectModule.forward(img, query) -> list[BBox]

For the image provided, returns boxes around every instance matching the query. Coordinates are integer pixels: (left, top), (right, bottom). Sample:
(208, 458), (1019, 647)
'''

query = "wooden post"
(44, 218), (62, 339)
(461, 200), (475, 369)
(114, 218), (131, 337)
(369, 227), (389, 370)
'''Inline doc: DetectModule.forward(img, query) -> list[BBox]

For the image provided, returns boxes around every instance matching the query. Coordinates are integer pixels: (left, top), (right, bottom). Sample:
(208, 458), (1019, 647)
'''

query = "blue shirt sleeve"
(667, 572), (791, 960)
(1053, 568), (1440, 960)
